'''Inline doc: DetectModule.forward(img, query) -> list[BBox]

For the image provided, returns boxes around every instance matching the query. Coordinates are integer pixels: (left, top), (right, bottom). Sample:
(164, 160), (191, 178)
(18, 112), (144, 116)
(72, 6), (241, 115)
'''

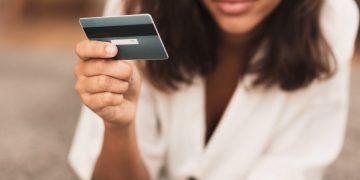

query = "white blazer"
(68, 0), (359, 179)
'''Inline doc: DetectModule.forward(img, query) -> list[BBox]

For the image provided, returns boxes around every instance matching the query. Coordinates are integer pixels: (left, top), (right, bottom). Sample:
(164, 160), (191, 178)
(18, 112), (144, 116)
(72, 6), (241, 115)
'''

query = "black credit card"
(80, 14), (169, 60)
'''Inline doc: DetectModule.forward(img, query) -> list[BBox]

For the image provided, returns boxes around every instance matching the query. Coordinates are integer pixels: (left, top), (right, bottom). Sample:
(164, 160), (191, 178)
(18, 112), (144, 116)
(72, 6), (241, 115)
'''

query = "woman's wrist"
(104, 120), (135, 137)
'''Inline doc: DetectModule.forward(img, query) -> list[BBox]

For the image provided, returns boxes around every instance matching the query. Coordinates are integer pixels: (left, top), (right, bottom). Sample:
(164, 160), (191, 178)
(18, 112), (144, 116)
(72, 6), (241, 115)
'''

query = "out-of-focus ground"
(0, 1), (359, 179)
(0, 1), (102, 179)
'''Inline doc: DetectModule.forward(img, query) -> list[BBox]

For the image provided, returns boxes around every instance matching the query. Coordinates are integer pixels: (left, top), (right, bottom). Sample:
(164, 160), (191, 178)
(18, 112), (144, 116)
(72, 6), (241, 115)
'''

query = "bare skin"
(74, 40), (149, 180)
(205, 41), (245, 145)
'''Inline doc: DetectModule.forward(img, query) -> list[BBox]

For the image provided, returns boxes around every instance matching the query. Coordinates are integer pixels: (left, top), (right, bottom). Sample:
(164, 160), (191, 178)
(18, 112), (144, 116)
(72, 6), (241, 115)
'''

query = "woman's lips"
(214, 0), (257, 15)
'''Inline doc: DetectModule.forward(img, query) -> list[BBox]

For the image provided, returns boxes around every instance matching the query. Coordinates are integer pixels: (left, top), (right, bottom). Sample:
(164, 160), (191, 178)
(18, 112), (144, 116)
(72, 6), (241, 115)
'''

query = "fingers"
(76, 40), (118, 60)
(76, 75), (130, 94)
(74, 40), (141, 124)
(81, 92), (124, 112)
(76, 59), (133, 81)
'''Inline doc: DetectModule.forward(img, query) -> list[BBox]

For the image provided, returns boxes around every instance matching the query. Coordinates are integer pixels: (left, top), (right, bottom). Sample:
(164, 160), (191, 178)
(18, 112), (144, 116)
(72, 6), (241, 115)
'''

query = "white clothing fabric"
(68, 0), (359, 179)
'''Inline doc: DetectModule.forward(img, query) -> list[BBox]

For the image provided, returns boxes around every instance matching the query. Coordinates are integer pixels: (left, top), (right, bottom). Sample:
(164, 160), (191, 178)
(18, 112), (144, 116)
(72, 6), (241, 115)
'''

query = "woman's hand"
(74, 40), (142, 128)
(75, 41), (150, 180)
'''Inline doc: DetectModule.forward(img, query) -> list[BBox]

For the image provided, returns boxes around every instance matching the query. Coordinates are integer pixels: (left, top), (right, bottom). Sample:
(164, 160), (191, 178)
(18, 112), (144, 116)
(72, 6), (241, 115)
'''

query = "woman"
(69, 0), (359, 179)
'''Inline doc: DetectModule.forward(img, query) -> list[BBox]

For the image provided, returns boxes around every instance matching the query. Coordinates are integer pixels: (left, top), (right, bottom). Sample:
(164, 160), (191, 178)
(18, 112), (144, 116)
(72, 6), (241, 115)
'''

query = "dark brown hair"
(125, 0), (335, 92)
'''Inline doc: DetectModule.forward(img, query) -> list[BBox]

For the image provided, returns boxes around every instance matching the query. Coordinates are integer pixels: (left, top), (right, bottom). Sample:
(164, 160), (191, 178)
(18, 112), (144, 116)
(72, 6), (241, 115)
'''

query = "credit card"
(79, 14), (169, 60)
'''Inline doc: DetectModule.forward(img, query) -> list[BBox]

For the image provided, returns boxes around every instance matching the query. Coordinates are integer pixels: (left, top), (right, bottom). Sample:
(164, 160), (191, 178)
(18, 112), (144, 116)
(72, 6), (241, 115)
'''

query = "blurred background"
(0, 0), (359, 179)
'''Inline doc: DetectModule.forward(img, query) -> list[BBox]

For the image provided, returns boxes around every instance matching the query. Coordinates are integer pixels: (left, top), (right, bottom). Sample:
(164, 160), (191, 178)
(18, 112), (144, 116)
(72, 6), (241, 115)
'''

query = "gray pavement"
(0, 46), (359, 179)
(0, 47), (79, 180)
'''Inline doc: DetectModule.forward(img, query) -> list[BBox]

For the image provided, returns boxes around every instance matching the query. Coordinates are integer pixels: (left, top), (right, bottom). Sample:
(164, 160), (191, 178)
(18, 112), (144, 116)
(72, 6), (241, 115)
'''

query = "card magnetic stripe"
(83, 24), (157, 39)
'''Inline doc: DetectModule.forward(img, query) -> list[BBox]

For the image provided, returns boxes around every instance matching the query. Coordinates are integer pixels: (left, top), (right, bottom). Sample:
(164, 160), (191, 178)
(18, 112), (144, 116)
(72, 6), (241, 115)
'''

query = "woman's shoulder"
(321, 0), (359, 64)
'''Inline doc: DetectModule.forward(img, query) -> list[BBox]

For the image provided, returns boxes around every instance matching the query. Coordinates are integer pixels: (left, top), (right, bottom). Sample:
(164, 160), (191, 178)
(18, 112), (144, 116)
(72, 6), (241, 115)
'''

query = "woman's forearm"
(92, 122), (150, 180)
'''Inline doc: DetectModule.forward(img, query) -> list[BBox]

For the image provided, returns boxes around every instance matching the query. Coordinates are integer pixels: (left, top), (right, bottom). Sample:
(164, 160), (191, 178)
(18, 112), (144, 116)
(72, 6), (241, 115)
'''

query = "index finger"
(76, 40), (118, 60)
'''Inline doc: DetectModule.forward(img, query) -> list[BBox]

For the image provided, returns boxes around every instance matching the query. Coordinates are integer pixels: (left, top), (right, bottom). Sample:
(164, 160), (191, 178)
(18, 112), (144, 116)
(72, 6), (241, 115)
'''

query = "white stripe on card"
(111, 39), (139, 45)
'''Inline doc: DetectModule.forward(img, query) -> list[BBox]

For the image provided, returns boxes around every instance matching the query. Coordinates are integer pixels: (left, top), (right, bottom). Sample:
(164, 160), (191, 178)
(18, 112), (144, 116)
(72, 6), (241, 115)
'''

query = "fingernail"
(105, 44), (117, 56)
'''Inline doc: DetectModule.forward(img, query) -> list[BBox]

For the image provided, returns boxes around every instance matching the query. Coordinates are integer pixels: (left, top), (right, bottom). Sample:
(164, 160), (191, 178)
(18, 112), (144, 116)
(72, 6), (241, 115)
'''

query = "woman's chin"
(216, 18), (257, 36)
